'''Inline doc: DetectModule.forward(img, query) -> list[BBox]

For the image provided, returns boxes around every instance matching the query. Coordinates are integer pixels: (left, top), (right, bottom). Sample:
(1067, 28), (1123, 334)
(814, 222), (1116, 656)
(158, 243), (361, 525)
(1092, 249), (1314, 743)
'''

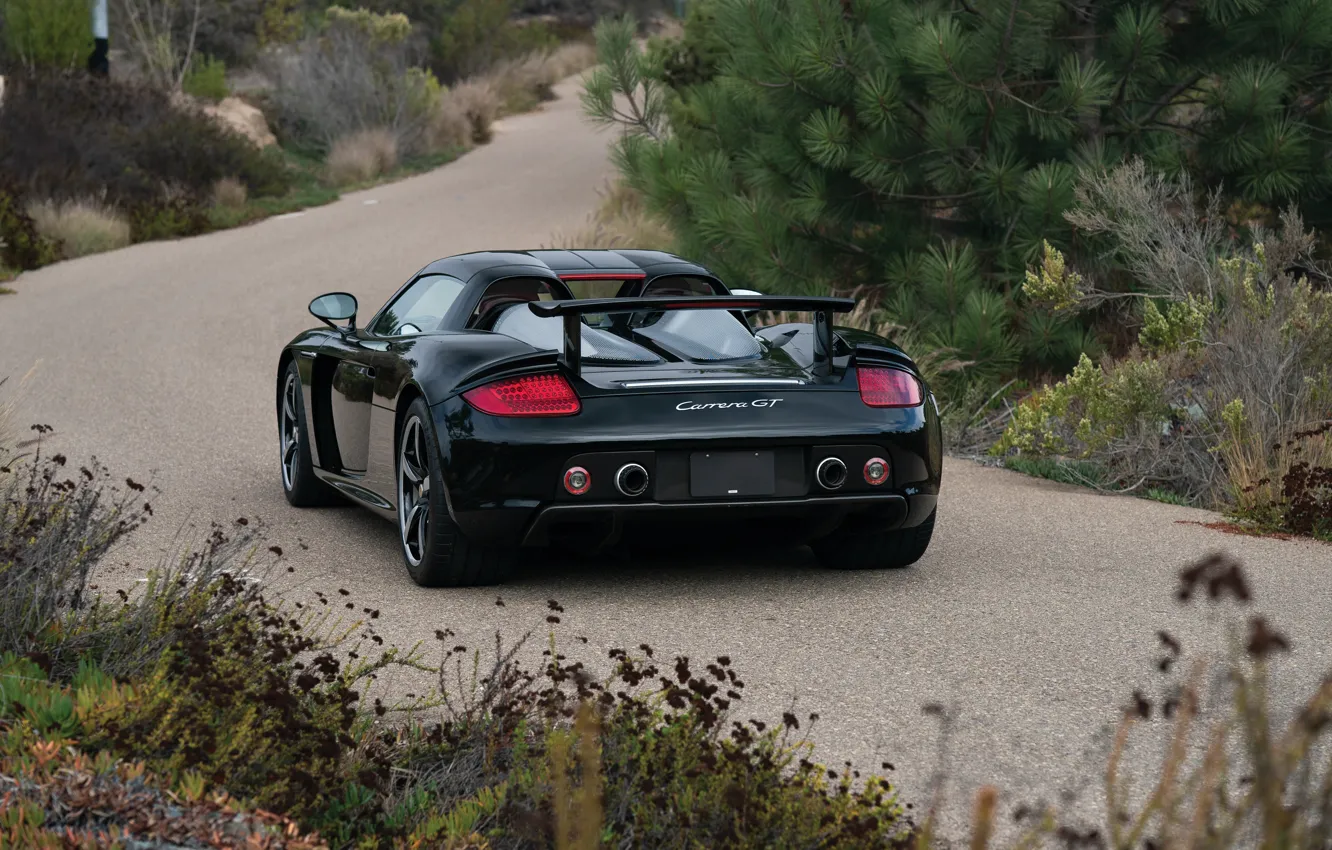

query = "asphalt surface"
(3, 75), (1330, 838)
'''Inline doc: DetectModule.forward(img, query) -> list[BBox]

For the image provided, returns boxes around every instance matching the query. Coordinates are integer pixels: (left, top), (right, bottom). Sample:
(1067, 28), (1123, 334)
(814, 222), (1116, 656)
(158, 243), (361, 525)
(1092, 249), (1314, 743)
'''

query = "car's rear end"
(430, 295), (942, 563)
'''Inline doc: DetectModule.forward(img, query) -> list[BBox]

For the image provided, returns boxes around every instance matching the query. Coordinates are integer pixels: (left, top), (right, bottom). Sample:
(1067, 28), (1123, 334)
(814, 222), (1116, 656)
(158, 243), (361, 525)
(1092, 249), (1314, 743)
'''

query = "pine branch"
(993, 0), (1023, 83)
(1138, 73), (1205, 129)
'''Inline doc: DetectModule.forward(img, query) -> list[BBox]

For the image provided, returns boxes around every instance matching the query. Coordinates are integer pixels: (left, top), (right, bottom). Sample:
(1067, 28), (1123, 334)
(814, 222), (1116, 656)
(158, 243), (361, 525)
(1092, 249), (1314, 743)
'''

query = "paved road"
(3, 75), (1330, 838)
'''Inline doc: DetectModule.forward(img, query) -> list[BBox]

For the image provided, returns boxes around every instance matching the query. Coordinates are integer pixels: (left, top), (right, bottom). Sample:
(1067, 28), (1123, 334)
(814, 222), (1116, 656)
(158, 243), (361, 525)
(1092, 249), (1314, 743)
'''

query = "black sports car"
(277, 249), (942, 586)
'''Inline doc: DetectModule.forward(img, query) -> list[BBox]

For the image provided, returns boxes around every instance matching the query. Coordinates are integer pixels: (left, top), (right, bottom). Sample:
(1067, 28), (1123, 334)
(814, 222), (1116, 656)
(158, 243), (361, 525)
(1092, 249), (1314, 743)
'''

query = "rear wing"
(528, 295), (856, 377)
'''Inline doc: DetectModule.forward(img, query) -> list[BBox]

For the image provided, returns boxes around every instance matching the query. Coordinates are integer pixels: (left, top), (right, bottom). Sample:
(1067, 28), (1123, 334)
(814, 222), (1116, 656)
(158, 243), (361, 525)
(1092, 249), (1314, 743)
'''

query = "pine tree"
(582, 0), (1332, 379)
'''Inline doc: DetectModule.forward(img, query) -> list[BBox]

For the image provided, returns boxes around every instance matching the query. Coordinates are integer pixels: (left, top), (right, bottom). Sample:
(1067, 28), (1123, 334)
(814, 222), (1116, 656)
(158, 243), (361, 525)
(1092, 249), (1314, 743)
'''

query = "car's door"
(323, 274), (469, 489)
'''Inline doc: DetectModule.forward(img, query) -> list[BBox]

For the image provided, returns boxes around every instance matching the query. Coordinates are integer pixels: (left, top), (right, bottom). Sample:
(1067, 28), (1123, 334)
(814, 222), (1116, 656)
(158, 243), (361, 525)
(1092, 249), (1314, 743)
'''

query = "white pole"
(90, 0), (110, 75)
(92, 0), (109, 40)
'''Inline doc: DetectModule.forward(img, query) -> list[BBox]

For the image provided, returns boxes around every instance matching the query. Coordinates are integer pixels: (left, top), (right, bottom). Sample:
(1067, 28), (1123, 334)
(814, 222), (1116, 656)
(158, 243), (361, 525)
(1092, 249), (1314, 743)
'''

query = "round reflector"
(864, 457), (889, 485)
(563, 466), (591, 495)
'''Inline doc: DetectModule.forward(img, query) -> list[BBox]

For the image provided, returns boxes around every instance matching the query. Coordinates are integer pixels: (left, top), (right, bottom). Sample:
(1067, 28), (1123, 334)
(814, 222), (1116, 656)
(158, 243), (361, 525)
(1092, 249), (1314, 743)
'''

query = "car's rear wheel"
(397, 398), (517, 587)
(279, 361), (340, 507)
(811, 509), (936, 570)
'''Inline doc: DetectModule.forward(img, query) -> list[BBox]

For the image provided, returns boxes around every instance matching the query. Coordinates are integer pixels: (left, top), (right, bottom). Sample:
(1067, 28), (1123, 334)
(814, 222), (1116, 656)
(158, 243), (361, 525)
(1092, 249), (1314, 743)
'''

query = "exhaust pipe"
(615, 463), (650, 497)
(815, 456), (847, 490)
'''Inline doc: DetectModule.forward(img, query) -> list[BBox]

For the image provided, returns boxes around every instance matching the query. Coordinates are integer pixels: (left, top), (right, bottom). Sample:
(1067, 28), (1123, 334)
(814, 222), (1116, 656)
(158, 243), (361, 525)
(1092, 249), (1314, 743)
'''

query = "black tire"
(811, 509), (936, 571)
(396, 398), (517, 587)
(278, 361), (340, 507)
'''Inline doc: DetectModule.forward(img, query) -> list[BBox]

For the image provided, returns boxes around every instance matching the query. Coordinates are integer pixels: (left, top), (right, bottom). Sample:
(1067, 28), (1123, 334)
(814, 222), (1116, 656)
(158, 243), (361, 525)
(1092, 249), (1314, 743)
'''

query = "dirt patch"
(1175, 519), (1331, 545)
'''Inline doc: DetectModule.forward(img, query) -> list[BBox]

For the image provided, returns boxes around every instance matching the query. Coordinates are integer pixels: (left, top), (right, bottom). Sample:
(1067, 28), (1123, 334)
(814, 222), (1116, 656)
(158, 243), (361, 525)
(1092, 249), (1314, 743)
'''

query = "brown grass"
(483, 41), (600, 116)
(545, 179), (676, 251)
(425, 90), (473, 152)
(430, 42), (598, 151)
(26, 198), (131, 260)
(211, 177), (248, 209)
(442, 78), (501, 145)
(324, 128), (399, 187)
(0, 365), (38, 466)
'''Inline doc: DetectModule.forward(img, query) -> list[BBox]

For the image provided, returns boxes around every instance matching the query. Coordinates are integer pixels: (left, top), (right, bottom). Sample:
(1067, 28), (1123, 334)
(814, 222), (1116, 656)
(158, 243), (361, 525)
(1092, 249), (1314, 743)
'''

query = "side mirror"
(729, 288), (763, 318)
(309, 292), (358, 331)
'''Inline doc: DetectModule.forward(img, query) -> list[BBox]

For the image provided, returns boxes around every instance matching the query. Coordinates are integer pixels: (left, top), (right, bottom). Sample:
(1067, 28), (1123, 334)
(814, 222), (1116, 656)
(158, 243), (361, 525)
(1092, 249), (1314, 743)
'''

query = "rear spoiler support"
(529, 295), (856, 379)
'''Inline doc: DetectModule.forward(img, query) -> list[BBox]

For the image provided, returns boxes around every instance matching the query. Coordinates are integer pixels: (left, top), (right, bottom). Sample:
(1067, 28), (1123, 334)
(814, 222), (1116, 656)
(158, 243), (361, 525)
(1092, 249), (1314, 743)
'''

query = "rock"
(204, 96), (278, 149)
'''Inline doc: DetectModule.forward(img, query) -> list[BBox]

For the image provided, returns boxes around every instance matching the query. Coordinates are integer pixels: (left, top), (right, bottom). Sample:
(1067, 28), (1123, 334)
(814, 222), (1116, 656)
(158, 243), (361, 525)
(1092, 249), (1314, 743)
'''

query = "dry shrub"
(264, 13), (441, 157)
(474, 42), (599, 117)
(424, 91), (472, 152)
(0, 368), (38, 468)
(442, 77), (501, 144)
(211, 176), (248, 209)
(545, 40), (598, 79)
(26, 198), (132, 259)
(323, 128), (398, 187)
(943, 552), (1332, 849)
(546, 178), (676, 251)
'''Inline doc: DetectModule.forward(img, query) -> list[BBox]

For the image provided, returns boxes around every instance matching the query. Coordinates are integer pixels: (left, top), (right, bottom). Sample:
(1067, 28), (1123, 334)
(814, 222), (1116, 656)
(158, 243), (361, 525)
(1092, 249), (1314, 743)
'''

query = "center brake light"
(858, 366), (923, 408)
(462, 373), (581, 417)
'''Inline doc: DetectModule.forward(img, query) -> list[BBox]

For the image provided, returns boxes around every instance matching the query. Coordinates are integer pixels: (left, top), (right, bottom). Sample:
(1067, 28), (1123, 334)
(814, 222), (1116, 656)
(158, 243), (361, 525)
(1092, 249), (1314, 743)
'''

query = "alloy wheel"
(398, 416), (431, 567)
(279, 373), (301, 491)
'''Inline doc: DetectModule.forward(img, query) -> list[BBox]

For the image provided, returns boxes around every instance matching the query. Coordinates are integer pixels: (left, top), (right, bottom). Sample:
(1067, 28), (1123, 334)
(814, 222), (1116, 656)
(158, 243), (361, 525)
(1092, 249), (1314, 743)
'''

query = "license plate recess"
(689, 450), (776, 498)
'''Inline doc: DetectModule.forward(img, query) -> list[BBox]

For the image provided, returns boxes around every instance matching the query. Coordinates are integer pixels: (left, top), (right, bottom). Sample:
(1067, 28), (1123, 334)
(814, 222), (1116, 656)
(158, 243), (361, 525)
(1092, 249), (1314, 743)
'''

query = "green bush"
(0, 0), (90, 71)
(183, 54), (231, 101)
(583, 0), (1332, 403)
(266, 7), (446, 156)
(996, 161), (1332, 527)
(0, 186), (59, 272)
(433, 0), (561, 83)
(0, 72), (291, 253)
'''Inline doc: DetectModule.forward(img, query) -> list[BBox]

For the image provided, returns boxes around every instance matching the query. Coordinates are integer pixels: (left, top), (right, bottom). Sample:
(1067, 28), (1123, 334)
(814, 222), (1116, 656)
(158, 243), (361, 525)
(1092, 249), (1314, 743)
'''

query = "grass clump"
(26, 198), (132, 259)
(212, 176), (249, 209)
(324, 128), (400, 187)
(546, 178), (677, 252)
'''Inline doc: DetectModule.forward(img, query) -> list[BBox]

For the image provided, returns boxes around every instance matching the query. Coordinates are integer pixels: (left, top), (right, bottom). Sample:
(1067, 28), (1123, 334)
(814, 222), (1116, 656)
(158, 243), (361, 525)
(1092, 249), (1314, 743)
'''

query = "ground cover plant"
(3, 381), (1331, 848)
(0, 420), (916, 849)
(993, 160), (1332, 539)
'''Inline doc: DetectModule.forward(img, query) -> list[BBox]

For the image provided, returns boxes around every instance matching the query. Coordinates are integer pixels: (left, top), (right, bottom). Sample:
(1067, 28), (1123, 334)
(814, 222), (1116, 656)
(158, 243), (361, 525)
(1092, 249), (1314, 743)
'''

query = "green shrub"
(265, 8), (445, 157)
(433, 0), (565, 83)
(182, 54), (231, 101)
(998, 161), (1332, 525)
(0, 0), (90, 71)
(0, 186), (59, 271)
(584, 0), (1332, 407)
(0, 72), (291, 245)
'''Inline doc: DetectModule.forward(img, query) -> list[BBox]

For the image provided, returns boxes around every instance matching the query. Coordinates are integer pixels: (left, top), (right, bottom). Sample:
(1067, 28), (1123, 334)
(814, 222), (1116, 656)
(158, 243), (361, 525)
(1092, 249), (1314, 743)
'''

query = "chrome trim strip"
(618, 377), (806, 388)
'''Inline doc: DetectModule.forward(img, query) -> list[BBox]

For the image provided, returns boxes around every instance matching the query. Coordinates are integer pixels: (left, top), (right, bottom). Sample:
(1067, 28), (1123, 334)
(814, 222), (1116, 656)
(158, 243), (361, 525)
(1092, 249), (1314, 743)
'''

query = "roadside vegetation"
(0, 427), (914, 849)
(3, 409), (1330, 847)
(0, 0), (628, 281)
(579, 4), (1332, 542)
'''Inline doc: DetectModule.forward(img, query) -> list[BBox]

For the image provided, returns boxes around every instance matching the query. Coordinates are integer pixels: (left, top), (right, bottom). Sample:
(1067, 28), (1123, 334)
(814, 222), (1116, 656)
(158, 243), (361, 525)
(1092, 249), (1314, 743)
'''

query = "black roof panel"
(419, 249), (715, 283)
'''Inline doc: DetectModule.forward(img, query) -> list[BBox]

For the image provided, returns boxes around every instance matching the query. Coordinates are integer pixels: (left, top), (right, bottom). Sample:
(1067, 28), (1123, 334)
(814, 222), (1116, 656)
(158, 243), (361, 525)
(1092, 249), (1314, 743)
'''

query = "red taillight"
(462, 373), (581, 417)
(857, 367), (923, 408)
